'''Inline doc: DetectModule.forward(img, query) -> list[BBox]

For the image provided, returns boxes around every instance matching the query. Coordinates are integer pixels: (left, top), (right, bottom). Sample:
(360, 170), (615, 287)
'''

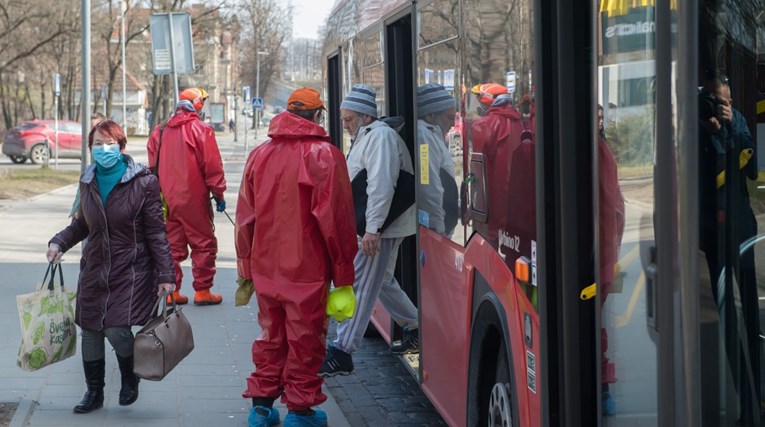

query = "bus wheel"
(488, 354), (512, 427)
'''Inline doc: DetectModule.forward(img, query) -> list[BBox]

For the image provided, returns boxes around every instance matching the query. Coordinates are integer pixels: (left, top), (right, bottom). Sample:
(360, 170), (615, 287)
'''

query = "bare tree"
(0, 0), (75, 128)
(240, 0), (292, 128)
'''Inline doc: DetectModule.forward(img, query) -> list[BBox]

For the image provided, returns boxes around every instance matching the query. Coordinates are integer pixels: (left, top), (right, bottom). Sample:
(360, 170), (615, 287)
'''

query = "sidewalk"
(0, 130), (350, 427)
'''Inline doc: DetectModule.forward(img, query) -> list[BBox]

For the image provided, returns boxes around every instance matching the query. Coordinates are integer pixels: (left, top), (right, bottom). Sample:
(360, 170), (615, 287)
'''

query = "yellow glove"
(326, 286), (356, 322)
(235, 277), (254, 307)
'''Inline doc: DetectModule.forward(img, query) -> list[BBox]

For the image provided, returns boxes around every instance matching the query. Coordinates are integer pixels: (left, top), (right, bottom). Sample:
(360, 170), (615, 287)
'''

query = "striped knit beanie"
(340, 84), (378, 118)
(417, 83), (455, 117)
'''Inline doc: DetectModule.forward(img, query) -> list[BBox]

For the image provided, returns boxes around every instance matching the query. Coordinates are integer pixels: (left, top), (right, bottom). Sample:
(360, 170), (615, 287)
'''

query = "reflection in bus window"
(470, 89), (532, 263)
(416, 36), (462, 245)
(416, 83), (458, 238)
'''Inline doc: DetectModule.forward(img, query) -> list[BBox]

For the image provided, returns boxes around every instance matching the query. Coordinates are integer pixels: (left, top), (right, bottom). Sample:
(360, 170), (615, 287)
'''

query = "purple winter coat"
(50, 155), (175, 331)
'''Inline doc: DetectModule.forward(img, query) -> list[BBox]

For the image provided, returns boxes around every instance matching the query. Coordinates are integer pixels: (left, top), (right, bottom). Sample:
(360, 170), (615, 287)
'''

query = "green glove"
(235, 277), (254, 307)
(326, 286), (356, 322)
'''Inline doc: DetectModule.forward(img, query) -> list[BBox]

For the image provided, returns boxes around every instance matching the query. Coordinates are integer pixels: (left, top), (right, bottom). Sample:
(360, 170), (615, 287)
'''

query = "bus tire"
(466, 301), (517, 427)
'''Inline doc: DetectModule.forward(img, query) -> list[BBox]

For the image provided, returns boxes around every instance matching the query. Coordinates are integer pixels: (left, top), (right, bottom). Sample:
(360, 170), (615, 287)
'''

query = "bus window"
(597, 0), (658, 422)
(417, 0), (458, 48)
(416, 41), (460, 244)
(464, 0), (536, 269)
(697, 2), (763, 425)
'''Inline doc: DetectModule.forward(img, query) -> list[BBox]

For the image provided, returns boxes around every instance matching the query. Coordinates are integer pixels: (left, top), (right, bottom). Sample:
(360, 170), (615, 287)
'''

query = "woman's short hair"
(88, 120), (127, 150)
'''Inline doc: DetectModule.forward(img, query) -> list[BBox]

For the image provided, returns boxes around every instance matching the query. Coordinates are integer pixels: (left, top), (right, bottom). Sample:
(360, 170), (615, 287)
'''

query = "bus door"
(695, 2), (765, 426)
(384, 11), (419, 349)
(541, 0), (670, 424)
(551, 1), (765, 425)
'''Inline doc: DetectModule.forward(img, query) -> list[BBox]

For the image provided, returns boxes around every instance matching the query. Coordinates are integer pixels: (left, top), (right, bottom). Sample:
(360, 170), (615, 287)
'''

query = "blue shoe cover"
(284, 408), (328, 427)
(602, 391), (616, 416)
(248, 405), (280, 427)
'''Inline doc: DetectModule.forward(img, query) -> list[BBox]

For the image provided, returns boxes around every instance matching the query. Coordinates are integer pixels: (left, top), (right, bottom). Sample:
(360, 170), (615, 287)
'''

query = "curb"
(8, 399), (36, 427)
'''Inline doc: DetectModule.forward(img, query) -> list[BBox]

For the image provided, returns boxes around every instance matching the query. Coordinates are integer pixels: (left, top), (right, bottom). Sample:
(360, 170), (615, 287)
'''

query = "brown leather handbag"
(133, 294), (194, 381)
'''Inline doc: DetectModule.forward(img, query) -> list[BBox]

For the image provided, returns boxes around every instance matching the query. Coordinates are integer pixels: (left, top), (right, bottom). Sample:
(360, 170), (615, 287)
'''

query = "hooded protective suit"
(147, 109), (226, 291)
(470, 103), (526, 249)
(235, 111), (357, 410)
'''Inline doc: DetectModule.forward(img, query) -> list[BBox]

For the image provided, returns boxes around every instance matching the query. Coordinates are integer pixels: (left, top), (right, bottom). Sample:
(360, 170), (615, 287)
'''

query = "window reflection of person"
(470, 91), (525, 252)
(698, 70), (759, 424)
(416, 83), (458, 237)
(597, 104), (625, 416)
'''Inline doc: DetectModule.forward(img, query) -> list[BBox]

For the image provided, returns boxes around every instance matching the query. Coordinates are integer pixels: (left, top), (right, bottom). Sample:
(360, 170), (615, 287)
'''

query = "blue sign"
(252, 97), (264, 110)
(505, 71), (517, 94)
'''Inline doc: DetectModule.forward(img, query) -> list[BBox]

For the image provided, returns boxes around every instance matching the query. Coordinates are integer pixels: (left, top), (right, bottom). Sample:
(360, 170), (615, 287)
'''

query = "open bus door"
(364, 9), (419, 351)
(549, 0), (765, 425)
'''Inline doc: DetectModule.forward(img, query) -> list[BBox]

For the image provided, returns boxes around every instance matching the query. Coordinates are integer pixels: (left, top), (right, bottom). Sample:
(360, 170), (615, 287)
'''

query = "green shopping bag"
(16, 263), (77, 371)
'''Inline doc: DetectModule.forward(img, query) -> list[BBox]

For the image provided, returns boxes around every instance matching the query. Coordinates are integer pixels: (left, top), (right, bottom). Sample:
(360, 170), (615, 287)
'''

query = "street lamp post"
(81, 0), (91, 174)
(120, 0), (127, 129)
(255, 51), (267, 139)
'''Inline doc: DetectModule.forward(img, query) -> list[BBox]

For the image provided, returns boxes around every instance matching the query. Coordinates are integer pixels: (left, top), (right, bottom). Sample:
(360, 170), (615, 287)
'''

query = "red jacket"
(235, 112), (357, 288)
(471, 104), (525, 248)
(598, 134), (625, 285)
(147, 111), (227, 214)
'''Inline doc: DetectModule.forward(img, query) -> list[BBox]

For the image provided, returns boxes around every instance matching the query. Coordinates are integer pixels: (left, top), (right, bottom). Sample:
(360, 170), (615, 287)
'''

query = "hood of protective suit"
(267, 111), (332, 142)
(486, 104), (522, 120)
(166, 110), (200, 128)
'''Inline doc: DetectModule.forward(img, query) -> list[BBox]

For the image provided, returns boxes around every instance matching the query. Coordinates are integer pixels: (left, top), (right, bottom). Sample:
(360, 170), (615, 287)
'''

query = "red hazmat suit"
(598, 133), (625, 385)
(235, 112), (358, 410)
(471, 104), (526, 250)
(147, 110), (226, 291)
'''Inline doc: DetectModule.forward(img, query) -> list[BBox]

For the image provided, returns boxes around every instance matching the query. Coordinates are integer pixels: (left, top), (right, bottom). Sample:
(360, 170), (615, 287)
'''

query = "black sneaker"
(390, 327), (419, 355)
(318, 346), (354, 377)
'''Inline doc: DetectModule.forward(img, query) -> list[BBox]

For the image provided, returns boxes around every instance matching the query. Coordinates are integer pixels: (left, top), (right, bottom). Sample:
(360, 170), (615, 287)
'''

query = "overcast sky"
(292, 0), (336, 39)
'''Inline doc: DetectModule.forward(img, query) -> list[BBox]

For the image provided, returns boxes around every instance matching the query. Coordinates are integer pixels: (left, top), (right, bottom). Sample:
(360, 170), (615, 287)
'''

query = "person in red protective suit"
(235, 88), (358, 427)
(597, 104), (625, 416)
(147, 88), (227, 306)
(470, 91), (526, 253)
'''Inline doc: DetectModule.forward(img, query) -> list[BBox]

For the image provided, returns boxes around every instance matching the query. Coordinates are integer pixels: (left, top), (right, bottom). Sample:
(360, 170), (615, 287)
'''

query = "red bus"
(322, 1), (764, 426)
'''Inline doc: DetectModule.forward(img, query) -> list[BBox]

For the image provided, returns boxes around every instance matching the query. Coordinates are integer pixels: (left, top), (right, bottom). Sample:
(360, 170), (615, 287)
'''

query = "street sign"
(53, 73), (60, 97)
(243, 86), (251, 103)
(252, 97), (263, 110)
(149, 13), (195, 75)
(505, 71), (517, 94)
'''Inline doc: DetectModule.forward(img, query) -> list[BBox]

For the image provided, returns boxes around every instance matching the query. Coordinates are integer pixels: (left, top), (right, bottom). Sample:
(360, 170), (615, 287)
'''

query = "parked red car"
(2, 120), (83, 164)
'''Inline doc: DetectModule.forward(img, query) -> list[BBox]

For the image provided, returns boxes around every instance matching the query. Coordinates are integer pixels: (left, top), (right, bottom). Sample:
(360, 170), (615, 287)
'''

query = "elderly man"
(319, 84), (419, 377)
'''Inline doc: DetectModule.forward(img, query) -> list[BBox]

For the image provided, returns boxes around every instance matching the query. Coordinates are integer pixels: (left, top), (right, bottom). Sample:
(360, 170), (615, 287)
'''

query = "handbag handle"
(40, 263), (64, 291)
(150, 291), (178, 323)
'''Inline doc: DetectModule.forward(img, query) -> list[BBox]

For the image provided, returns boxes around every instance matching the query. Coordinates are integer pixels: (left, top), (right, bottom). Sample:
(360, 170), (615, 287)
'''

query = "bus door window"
(697, 3), (763, 425)
(463, 0), (536, 271)
(416, 0), (461, 245)
(597, 0), (658, 422)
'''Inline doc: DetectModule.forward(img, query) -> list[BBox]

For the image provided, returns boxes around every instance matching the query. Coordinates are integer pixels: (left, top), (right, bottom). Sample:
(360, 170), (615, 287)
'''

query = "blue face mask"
(92, 144), (122, 168)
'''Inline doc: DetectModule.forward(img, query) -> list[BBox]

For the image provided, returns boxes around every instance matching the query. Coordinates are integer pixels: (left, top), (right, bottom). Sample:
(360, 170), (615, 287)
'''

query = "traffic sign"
(252, 97), (264, 110)
(505, 71), (517, 94)
(53, 73), (60, 97)
(243, 86), (251, 103)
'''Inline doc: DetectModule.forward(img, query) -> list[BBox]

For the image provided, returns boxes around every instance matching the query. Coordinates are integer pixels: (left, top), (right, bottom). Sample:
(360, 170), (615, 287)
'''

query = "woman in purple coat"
(46, 120), (175, 414)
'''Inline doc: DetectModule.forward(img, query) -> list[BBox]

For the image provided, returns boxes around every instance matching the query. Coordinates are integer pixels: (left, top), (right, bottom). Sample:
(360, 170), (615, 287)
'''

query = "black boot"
(73, 359), (105, 413)
(117, 354), (140, 406)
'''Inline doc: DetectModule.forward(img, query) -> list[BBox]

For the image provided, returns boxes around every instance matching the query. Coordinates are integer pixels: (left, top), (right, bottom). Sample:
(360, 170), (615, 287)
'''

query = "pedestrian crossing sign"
(252, 97), (264, 110)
